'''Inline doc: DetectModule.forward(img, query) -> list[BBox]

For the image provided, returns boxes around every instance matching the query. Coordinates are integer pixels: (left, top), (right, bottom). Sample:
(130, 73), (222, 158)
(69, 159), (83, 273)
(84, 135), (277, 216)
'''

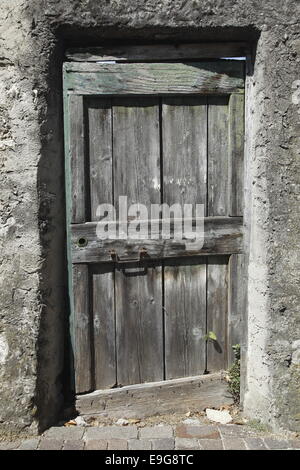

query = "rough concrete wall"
(0, 1), (65, 434)
(0, 0), (299, 433)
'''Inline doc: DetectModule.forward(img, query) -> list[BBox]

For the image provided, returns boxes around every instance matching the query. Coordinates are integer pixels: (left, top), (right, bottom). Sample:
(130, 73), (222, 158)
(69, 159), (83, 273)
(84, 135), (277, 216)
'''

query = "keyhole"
(77, 237), (88, 248)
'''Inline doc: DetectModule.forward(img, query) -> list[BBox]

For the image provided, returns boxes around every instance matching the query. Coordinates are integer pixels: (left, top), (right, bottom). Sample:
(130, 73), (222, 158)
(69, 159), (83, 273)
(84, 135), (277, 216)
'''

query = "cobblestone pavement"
(1, 420), (300, 450)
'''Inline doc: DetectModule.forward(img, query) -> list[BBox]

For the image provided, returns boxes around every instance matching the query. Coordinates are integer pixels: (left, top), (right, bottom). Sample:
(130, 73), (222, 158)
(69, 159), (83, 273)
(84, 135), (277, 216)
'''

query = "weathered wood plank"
(76, 372), (233, 419)
(228, 93), (245, 216)
(113, 97), (160, 208)
(113, 97), (163, 386)
(71, 217), (243, 263)
(115, 261), (163, 386)
(92, 265), (116, 389)
(207, 96), (229, 216)
(64, 62), (244, 95)
(164, 258), (207, 379)
(206, 256), (229, 372)
(228, 254), (245, 367)
(162, 96), (207, 210)
(162, 96), (208, 380)
(73, 264), (92, 393)
(66, 43), (249, 62)
(87, 98), (113, 220)
(69, 94), (86, 223)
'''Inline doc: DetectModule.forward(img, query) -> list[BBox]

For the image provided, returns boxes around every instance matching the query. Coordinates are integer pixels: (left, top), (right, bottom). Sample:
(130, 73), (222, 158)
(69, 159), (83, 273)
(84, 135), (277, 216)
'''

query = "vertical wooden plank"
(162, 96), (207, 209)
(113, 97), (163, 385)
(207, 97), (230, 372)
(207, 256), (228, 372)
(63, 87), (76, 391)
(228, 254), (246, 366)
(207, 96), (229, 216)
(92, 265), (116, 389)
(162, 97), (208, 379)
(228, 93), (245, 216)
(113, 97), (160, 207)
(164, 258), (207, 379)
(73, 264), (92, 393)
(69, 94), (86, 223)
(115, 262), (163, 385)
(87, 98), (115, 389)
(88, 98), (113, 220)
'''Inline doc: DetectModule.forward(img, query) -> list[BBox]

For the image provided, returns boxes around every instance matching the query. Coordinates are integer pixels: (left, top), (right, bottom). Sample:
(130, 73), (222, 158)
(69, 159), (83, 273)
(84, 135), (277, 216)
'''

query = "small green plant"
(227, 344), (241, 404)
(204, 331), (217, 342)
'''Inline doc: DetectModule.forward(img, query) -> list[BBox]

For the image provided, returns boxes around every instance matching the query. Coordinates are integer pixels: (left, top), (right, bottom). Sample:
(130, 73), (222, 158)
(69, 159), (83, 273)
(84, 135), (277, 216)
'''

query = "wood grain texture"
(112, 97), (160, 208)
(113, 97), (163, 386)
(71, 217), (243, 263)
(206, 256), (229, 372)
(164, 258), (207, 379)
(228, 93), (245, 216)
(76, 372), (233, 418)
(66, 43), (249, 62)
(162, 96), (207, 210)
(208, 96), (229, 216)
(64, 62), (244, 95)
(228, 254), (246, 366)
(92, 265), (116, 389)
(162, 97), (208, 380)
(65, 58), (246, 393)
(73, 264), (92, 393)
(69, 94), (86, 223)
(115, 261), (163, 386)
(87, 98), (113, 220)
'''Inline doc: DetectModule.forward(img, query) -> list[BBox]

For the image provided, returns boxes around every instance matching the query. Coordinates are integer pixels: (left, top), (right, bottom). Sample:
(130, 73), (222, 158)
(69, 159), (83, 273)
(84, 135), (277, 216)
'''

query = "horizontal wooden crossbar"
(64, 61), (244, 95)
(71, 216), (243, 263)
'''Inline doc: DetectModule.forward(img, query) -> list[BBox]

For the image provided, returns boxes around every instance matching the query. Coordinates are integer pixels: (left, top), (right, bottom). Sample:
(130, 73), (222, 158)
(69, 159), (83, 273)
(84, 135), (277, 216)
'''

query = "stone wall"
(0, 0), (299, 433)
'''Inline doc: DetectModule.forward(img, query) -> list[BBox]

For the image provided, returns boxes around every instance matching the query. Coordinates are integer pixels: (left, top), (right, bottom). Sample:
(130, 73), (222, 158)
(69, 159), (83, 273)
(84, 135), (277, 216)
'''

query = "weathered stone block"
(128, 439), (152, 450)
(176, 424), (220, 439)
(39, 439), (64, 450)
(175, 438), (200, 450)
(151, 438), (175, 450)
(139, 425), (173, 439)
(85, 425), (138, 440)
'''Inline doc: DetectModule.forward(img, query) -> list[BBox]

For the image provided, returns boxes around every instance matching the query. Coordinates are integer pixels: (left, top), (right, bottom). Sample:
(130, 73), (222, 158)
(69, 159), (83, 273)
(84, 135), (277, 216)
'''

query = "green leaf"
(204, 331), (217, 341)
(208, 331), (217, 341)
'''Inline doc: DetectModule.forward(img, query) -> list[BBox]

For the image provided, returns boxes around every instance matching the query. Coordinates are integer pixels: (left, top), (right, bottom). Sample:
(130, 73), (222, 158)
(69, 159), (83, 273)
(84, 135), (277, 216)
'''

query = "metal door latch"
(109, 248), (148, 264)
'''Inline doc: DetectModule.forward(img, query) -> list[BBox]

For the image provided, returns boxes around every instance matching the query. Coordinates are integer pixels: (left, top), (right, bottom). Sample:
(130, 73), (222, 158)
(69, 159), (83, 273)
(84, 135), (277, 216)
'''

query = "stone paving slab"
(199, 439), (224, 450)
(85, 439), (108, 450)
(175, 438), (201, 450)
(223, 437), (247, 450)
(39, 439), (64, 450)
(1, 420), (300, 451)
(85, 425), (138, 440)
(264, 438), (289, 450)
(63, 439), (85, 450)
(176, 424), (220, 439)
(244, 437), (267, 450)
(17, 438), (40, 450)
(151, 438), (175, 450)
(128, 439), (152, 450)
(139, 425), (173, 439)
(43, 426), (84, 440)
(107, 439), (128, 450)
(218, 424), (256, 437)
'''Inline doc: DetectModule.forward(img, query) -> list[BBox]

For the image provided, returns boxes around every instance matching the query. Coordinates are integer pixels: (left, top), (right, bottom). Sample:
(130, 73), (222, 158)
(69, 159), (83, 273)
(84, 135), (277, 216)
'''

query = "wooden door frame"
(63, 43), (248, 398)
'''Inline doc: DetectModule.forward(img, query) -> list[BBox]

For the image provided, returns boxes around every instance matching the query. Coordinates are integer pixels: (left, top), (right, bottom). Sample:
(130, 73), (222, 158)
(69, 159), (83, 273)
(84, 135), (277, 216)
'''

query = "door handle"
(109, 248), (148, 265)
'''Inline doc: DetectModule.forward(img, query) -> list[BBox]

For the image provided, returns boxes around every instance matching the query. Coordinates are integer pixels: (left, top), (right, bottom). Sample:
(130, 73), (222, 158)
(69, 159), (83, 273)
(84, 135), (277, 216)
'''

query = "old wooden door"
(64, 58), (245, 394)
